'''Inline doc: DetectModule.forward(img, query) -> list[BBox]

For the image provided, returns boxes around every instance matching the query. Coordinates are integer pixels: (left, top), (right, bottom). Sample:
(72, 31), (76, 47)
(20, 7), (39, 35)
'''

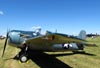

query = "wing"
(26, 33), (85, 45)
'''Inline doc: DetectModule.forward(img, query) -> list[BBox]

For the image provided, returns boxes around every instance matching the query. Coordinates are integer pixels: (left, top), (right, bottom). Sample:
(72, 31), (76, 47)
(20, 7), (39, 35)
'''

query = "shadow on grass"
(73, 52), (96, 56)
(4, 52), (73, 68)
(29, 52), (73, 68)
(4, 52), (95, 68)
(29, 52), (95, 68)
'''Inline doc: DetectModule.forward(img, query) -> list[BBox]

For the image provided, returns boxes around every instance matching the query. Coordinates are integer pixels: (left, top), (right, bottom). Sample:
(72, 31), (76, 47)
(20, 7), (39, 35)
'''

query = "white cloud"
(0, 11), (4, 15)
(31, 26), (41, 30)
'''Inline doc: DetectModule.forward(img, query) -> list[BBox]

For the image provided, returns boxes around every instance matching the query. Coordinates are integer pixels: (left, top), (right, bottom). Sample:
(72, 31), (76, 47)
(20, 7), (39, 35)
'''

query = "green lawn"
(0, 37), (100, 68)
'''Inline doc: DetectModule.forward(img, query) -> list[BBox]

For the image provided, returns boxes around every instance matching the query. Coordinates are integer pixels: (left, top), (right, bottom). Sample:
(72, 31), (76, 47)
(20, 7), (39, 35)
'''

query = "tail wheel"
(19, 54), (28, 63)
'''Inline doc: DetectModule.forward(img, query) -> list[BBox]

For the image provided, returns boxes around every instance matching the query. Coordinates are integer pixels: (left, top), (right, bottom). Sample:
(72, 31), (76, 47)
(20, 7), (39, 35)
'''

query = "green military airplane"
(1, 29), (96, 62)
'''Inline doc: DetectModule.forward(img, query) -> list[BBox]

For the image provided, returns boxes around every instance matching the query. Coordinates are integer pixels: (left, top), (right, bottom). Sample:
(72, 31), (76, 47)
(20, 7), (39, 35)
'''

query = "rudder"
(78, 30), (86, 40)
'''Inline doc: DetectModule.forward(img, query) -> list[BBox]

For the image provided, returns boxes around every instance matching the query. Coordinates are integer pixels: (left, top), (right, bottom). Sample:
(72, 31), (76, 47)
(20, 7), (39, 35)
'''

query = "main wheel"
(19, 55), (28, 63)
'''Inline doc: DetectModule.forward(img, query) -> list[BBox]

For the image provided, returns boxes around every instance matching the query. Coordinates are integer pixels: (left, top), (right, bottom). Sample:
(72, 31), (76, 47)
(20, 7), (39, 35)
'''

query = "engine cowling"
(8, 32), (25, 45)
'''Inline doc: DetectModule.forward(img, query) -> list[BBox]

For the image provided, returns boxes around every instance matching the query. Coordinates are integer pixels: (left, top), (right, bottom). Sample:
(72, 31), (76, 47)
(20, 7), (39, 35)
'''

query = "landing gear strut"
(15, 44), (29, 63)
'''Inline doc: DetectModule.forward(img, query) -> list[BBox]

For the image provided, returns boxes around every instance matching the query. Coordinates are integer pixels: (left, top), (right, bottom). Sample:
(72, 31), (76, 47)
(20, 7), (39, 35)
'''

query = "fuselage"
(8, 30), (83, 52)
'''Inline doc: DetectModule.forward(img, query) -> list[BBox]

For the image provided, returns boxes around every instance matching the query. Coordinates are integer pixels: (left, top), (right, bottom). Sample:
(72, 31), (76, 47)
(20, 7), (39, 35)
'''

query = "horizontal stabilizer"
(85, 43), (97, 47)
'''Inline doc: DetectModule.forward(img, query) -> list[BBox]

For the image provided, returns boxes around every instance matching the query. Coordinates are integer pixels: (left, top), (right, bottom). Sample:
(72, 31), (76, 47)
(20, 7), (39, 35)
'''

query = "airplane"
(87, 33), (100, 39)
(0, 35), (5, 40)
(1, 29), (96, 63)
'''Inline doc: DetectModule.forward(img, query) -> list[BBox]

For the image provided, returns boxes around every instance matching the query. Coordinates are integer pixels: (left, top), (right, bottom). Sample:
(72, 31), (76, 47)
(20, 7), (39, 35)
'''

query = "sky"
(0, 0), (100, 35)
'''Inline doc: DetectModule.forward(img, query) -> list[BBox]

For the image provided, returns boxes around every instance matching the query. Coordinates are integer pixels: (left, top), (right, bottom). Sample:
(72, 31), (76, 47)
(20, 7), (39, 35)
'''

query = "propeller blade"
(2, 31), (9, 57)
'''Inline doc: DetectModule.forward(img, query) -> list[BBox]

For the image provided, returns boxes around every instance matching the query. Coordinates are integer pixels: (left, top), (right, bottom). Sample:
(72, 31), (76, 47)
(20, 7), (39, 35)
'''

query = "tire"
(19, 55), (28, 63)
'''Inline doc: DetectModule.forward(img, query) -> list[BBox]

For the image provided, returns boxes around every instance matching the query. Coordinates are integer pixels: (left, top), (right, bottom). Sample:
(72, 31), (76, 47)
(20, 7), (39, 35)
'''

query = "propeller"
(2, 30), (9, 57)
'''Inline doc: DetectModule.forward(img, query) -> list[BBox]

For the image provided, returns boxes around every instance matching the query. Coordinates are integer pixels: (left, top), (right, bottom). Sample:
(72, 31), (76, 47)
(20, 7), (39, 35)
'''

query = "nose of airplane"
(2, 30), (21, 57)
(8, 31), (21, 44)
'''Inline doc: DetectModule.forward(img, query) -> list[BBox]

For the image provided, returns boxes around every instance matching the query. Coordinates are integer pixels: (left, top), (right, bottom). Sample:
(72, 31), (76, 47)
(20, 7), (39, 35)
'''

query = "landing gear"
(14, 44), (29, 63)
(19, 54), (28, 63)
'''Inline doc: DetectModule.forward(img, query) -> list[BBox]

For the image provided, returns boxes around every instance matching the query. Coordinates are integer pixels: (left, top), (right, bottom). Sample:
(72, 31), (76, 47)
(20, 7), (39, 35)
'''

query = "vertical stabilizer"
(78, 30), (86, 40)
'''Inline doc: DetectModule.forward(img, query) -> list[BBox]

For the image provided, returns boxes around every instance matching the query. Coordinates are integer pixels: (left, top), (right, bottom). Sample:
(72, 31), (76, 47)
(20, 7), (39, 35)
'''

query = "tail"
(78, 30), (86, 40)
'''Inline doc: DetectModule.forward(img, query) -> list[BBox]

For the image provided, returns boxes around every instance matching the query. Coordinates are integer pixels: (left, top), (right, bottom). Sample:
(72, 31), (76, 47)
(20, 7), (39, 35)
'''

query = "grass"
(0, 37), (100, 68)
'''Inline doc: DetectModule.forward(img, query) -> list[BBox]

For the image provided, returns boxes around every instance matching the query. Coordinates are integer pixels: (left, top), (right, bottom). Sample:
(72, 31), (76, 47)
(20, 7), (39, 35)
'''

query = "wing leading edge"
(26, 33), (86, 45)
